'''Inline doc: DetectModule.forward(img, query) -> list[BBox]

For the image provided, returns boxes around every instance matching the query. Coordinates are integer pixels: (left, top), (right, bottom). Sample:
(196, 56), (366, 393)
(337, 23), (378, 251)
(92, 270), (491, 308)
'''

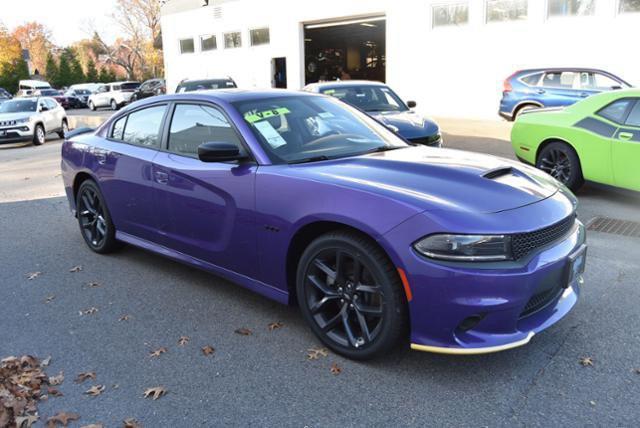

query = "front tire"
(110, 99), (118, 110)
(89, 101), (96, 111)
(32, 124), (45, 145)
(57, 120), (68, 139)
(296, 231), (408, 360)
(536, 142), (584, 191)
(76, 180), (120, 254)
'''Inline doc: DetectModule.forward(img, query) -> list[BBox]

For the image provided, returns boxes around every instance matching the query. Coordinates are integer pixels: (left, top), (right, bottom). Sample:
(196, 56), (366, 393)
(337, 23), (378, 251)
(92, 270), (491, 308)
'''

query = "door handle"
(618, 132), (634, 141)
(579, 92), (590, 98)
(536, 89), (546, 94)
(95, 152), (107, 165)
(154, 170), (169, 184)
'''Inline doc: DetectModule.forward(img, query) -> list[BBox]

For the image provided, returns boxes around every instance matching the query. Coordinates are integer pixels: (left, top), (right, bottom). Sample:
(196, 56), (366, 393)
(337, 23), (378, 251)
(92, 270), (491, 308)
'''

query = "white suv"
(0, 97), (67, 146)
(88, 81), (140, 111)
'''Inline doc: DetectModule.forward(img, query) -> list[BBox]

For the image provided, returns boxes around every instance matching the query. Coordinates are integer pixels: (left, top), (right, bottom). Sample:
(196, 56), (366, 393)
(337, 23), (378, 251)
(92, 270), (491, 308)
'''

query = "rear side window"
(597, 99), (633, 124)
(541, 72), (577, 89)
(122, 105), (167, 148)
(168, 104), (244, 158)
(624, 101), (640, 127)
(520, 73), (542, 86)
(111, 116), (127, 140)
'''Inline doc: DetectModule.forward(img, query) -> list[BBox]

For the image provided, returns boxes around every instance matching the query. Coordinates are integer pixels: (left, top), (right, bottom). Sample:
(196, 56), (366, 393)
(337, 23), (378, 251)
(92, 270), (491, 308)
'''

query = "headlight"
(15, 117), (30, 124)
(413, 234), (511, 262)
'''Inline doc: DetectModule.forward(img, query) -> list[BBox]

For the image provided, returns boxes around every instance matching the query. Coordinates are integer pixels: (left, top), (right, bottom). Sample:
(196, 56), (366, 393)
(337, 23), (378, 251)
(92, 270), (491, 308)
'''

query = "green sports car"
(511, 89), (640, 192)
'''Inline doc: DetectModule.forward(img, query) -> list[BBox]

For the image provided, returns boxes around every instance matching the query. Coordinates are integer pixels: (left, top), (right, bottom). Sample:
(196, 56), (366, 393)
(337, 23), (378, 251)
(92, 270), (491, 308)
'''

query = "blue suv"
(499, 68), (631, 121)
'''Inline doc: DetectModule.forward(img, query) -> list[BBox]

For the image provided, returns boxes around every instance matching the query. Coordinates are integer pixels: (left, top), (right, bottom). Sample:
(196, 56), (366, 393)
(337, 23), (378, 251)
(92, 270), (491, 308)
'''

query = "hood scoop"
(483, 166), (514, 179)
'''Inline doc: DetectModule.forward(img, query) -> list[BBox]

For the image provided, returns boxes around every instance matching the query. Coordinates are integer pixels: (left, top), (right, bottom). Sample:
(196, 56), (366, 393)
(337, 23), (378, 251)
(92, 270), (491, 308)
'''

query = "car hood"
(294, 146), (563, 214)
(369, 110), (439, 139)
(0, 112), (33, 122)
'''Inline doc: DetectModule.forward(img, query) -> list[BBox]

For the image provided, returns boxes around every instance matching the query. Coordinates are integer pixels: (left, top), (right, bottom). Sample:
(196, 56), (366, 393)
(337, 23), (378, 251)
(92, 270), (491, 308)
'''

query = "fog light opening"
(457, 314), (485, 332)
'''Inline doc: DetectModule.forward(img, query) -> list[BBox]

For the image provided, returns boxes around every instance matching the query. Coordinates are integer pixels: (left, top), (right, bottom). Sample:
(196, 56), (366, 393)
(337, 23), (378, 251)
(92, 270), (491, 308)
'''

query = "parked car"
(64, 89), (92, 108)
(304, 80), (441, 147)
(61, 90), (586, 359)
(0, 97), (67, 145)
(0, 87), (12, 102)
(69, 83), (101, 94)
(175, 77), (236, 93)
(131, 78), (166, 101)
(16, 80), (52, 97)
(511, 89), (640, 192)
(88, 81), (140, 111)
(34, 89), (73, 109)
(499, 68), (631, 121)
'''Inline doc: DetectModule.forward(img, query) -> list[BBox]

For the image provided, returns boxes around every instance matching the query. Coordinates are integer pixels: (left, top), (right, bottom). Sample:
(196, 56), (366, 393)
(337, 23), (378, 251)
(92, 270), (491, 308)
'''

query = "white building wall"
(161, 0), (640, 119)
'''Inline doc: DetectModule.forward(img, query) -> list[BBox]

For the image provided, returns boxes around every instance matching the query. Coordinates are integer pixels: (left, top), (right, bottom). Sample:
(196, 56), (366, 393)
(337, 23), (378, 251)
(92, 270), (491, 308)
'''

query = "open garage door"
(304, 16), (386, 85)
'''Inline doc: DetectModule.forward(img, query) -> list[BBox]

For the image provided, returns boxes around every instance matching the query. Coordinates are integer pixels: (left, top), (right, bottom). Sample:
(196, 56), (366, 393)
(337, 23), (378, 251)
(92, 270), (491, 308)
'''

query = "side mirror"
(39, 106), (49, 112)
(198, 141), (246, 162)
(611, 85), (622, 90)
(407, 101), (417, 108)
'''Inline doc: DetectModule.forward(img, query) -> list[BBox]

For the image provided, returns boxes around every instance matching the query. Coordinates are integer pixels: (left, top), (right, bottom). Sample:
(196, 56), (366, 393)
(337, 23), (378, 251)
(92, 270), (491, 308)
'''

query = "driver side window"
(168, 104), (244, 158)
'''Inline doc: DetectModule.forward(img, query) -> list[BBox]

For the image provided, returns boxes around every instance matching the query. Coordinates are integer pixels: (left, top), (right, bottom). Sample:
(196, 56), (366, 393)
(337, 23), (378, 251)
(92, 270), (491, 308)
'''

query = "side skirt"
(115, 231), (290, 305)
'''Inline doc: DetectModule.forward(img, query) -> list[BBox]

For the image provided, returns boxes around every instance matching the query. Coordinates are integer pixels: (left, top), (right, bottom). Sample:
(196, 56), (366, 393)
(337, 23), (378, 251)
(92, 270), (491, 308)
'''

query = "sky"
(2, 0), (119, 46)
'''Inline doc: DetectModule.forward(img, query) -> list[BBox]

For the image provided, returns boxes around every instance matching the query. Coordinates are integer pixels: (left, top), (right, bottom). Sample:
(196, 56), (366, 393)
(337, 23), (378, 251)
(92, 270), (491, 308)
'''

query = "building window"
(179, 38), (195, 54)
(200, 35), (217, 51)
(224, 32), (242, 49)
(250, 28), (270, 46)
(619, 0), (640, 13)
(486, 0), (528, 22)
(432, 3), (469, 27)
(548, 0), (595, 17)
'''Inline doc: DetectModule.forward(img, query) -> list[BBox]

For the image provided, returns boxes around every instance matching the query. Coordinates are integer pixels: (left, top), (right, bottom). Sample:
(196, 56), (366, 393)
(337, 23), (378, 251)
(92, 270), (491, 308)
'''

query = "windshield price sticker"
(244, 107), (291, 124)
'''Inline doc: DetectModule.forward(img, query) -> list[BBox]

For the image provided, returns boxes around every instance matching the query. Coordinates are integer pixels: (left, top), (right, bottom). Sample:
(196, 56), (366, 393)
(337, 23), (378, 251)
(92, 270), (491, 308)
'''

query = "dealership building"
(160, 0), (640, 118)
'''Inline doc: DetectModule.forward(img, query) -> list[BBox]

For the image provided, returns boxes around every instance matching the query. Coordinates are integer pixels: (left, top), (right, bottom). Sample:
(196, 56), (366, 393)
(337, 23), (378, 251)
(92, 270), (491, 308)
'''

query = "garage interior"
(304, 16), (386, 85)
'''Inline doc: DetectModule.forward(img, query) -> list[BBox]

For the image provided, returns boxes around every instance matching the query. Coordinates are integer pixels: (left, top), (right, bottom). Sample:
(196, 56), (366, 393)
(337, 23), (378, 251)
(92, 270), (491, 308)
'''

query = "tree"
(56, 52), (72, 87)
(98, 67), (111, 83)
(85, 58), (98, 82)
(44, 53), (58, 84)
(12, 22), (53, 75)
(0, 25), (28, 93)
(67, 49), (86, 84)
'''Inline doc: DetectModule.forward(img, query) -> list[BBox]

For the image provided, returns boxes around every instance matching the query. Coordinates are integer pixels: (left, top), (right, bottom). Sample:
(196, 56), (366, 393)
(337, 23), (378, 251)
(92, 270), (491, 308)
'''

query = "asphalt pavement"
(1, 120), (639, 427)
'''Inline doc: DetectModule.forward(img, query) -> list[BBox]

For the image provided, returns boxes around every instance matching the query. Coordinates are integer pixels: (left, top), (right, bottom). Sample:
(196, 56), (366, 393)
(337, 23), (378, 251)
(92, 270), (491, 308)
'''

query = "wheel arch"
(535, 137), (580, 164)
(513, 101), (544, 118)
(72, 171), (99, 205)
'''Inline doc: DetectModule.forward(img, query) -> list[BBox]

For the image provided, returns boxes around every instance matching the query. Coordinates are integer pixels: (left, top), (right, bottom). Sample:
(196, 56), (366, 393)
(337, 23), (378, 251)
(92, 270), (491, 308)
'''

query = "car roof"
(178, 77), (234, 84)
(131, 89), (317, 106)
(309, 80), (386, 89)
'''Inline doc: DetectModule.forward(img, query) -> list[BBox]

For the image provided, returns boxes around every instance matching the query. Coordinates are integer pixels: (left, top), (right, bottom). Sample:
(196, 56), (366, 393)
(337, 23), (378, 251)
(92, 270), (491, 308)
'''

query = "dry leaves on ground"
(234, 328), (252, 336)
(178, 336), (190, 346)
(85, 281), (101, 288)
(48, 387), (64, 397)
(634, 368), (640, 375)
(79, 307), (98, 316)
(306, 348), (329, 360)
(0, 355), (50, 427)
(84, 385), (105, 397)
(123, 417), (142, 428)
(330, 362), (342, 375)
(74, 372), (96, 384)
(149, 348), (167, 358)
(268, 322), (284, 331)
(579, 357), (594, 367)
(26, 272), (41, 280)
(80, 424), (104, 428)
(143, 386), (167, 400)
(201, 346), (215, 356)
(69, 266), (83, 273)
(48, 372), (64, 386)
(46, 412), (80, 427)
(118, 314), (131, 322)
(44, 295), (56, 304)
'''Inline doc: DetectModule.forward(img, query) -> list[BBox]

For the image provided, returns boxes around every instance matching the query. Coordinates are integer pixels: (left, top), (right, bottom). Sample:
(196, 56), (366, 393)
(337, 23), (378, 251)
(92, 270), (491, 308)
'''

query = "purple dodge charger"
(61, 89), (586, 359)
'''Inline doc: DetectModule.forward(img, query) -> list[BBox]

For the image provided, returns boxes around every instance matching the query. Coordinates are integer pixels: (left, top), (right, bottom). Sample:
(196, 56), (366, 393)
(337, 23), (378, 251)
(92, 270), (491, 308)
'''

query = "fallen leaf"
(46, 412), (80, 427)
(123, 418), (142, 428)
(590, 400), (596, 406)
(49, 371), (65, 385)
(69, 265), (83, 272)
(86, 281), (100, 288)
(15, 414), (39, 428)
(330, 362), (342, 375)
(143, 386), (167, 400)
(306, 348), (329, 360)
(74, 371), (96, 383)
(201, 345), (215, 356)
(79, 307), (98, 316)
(234, 328), (252, 336)
(149, 347), (167, 358)
(268, 322), (284, 331)
(80, 425), (104, 428)
(26, 272), (41, 280)
(24, 177), (30, 180)
(85, 384), (105, 397)
(579, 357), (594, 367)
(178, 336), (190, 346)
(45, 295), (56, 304)
(41, 356), (52, 366)
(633, 368), (640, 375)
(118, 314), (131, 321)
(48, 387), (64, 397)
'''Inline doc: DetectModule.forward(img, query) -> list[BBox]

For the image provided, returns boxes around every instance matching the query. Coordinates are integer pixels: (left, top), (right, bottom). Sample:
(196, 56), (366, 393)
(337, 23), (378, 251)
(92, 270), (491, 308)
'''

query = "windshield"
(232, 95), (408, 164)
(39, 89), (60, 96)
(178, 79), (236, 93)
(0, 99), (37, 113)
(69, 89), (90, 95)
(320, 85), (408, 113)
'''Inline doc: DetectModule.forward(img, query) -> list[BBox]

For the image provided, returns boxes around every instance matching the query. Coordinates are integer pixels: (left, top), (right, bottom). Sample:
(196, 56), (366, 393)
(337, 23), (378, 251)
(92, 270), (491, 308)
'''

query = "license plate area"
(563, 244), (587, 288)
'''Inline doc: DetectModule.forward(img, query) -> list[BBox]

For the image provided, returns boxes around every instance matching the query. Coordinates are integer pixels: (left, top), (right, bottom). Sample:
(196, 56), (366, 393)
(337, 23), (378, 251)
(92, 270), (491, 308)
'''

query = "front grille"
(409, 134), (441, 147)
(512, 214), (576, 260)
(520, 284), (563, 318)
(0, 120), (17, 127)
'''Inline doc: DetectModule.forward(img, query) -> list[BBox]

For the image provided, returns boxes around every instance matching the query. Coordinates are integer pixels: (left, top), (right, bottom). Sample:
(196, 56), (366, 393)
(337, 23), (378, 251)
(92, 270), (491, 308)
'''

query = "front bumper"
(382, 197), (585, 354)
(0, 126), (34, 144)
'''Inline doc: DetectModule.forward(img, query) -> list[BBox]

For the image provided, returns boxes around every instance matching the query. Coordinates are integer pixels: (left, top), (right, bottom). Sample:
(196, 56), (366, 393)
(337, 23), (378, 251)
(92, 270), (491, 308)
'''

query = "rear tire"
(76, 180), (121, 254)
(89, 101), (96, 111)
(296, 230), (408, 360)
(536, 142), (584, 191)
(514, 104), (539, 120)
(110, 99), (118, 110)
(57, 120), (68, 139)
(32, 124), (45, 145)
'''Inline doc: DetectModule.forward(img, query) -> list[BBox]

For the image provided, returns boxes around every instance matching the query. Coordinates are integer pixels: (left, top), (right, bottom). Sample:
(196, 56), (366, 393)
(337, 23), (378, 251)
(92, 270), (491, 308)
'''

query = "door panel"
(539, 71), (584, 107)
(612, 127), (640, 191)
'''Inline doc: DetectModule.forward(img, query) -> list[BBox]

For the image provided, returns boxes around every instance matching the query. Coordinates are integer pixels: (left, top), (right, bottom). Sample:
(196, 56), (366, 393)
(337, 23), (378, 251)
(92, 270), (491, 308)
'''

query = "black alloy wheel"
(297, 231), (407, 360)
(76, 180), (120, 253)
(536, 142), (584, 191)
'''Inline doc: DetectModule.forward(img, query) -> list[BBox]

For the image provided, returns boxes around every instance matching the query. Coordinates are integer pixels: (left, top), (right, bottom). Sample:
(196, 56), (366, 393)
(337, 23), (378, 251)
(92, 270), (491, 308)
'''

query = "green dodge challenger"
(511, 89), (640, 192)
